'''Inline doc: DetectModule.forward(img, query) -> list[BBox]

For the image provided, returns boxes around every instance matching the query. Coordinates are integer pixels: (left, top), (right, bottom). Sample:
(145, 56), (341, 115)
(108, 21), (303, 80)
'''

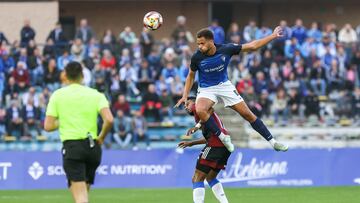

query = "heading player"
(175, 26), (288, 152)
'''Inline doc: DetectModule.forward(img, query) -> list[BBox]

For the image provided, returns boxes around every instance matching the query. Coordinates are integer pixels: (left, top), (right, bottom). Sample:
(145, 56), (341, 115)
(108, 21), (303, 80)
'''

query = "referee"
(44, 61), (113, 203)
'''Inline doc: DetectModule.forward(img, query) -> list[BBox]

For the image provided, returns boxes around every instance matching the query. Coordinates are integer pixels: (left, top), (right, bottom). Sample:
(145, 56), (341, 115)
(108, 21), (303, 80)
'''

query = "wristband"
(195, 122), (201, 128)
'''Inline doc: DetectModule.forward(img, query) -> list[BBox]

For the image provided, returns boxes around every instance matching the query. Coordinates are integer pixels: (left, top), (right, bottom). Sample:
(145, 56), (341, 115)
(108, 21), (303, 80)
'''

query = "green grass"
(0, 187), (359, 203)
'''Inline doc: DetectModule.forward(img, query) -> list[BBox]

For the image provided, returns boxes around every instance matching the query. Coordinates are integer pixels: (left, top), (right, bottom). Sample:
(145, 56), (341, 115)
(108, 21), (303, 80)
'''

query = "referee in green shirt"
(44, 61), (113, 203)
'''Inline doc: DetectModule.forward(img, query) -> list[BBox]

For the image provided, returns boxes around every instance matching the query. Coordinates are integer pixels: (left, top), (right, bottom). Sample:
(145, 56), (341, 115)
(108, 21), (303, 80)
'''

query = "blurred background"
(0, 0), (360, 192)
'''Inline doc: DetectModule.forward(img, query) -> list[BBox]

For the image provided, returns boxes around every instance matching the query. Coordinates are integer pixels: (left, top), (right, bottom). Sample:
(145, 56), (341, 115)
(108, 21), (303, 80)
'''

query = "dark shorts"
(196, 145), (231, 174)
(62, 139), (102, 187)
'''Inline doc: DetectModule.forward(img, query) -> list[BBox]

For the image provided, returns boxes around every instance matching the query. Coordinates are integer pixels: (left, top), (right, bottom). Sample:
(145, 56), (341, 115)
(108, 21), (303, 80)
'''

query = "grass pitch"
(0, 186), (359, 203)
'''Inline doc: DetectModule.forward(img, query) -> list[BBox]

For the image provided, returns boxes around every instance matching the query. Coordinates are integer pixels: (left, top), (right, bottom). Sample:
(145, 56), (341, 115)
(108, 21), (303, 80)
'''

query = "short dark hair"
(65, 61), (83, 81)
(196, 28), (214, 40)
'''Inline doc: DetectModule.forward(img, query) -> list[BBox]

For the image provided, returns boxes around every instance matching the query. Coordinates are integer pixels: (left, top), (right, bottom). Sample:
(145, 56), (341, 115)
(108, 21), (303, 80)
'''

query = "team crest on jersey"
(221, 55), (226, 62)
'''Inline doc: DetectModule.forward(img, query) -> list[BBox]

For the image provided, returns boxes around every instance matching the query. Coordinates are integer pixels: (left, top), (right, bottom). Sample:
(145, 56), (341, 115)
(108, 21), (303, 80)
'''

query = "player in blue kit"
(175, 26), (288, 152)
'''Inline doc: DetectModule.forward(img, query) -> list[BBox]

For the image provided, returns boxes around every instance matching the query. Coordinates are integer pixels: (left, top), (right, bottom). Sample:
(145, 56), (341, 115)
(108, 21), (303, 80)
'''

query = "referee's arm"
(97, 107), (114, 145)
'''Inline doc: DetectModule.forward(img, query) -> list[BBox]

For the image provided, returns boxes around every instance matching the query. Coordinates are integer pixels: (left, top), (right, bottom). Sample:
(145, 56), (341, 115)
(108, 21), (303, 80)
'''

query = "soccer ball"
(143, 11), (163, 30)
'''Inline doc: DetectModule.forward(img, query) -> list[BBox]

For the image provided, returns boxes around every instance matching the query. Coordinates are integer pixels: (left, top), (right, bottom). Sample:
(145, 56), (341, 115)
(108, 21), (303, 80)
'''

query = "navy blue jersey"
(190, 43), (242, 88)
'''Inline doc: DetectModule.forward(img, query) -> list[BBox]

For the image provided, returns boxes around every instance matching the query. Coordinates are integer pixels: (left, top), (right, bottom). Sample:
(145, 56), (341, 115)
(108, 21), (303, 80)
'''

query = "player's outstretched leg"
(208, 179), (228, 203)
(231, 101), (288, 152)
(196, 98), (234, 152)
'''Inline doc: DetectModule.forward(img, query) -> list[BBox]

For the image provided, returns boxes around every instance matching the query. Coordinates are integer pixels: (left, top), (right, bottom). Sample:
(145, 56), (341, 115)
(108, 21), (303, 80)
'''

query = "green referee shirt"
(46, 84), (109, 142)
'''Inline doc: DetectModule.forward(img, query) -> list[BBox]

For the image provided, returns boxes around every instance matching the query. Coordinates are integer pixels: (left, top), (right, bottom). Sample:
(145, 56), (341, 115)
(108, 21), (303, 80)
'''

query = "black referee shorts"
(62, 139), (102, 187)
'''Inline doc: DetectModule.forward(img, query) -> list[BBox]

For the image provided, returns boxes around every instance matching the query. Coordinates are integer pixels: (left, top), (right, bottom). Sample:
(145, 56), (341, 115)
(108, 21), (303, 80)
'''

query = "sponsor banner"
(0, 148), (360, 189)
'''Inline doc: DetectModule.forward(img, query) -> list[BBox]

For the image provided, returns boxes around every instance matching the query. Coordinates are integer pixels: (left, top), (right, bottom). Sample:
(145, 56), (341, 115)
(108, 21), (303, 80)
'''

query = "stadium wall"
(232, 1), (360, 28)
(59, 1), (208, 41)
(0, 1), (58, 44)
(1, 148), (360, 189)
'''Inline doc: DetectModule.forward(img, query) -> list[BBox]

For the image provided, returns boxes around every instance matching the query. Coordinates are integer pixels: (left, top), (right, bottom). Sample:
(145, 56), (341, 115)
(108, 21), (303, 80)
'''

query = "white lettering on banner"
(97, 165), (108, 175)
(220, 152), (288, 183)
(0, 162), (12, 180)
(109, 165), (173, 175)
(48, 166), (65, 176)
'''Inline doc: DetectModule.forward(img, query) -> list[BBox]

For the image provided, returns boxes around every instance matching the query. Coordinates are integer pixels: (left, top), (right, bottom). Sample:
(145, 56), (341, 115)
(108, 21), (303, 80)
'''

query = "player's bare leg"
(196, 98), (234, 152)
(192, 169), (207, 203)
(70, 181), (89, 203)
(230, 101), (288, 152)
(206, 170), (229, 203)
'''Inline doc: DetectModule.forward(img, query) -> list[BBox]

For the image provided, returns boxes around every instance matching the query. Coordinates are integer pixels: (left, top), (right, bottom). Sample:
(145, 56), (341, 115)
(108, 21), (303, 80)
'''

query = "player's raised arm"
(174, 69), (196, 108)
(241, 26), (283, 52)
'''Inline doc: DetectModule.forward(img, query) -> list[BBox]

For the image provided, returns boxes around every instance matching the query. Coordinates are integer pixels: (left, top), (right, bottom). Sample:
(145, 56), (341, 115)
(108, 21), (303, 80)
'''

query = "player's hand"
(186, 126), (200, 136)
(272, 26), (284, 38)
(97, 136), (105, 145)
(174, 96), (187, 108)
(178, 141), (192, 149)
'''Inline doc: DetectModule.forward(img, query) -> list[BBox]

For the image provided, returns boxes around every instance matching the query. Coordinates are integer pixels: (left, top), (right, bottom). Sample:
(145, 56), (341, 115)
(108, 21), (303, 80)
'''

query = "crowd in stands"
(1, 16), (360, 148)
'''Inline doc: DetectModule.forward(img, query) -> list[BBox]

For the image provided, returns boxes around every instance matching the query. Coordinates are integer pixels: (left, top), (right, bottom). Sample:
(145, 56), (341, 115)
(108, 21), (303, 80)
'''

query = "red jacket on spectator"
(236, 79), (253, 94)
(12, 68), (30, 86)
(100, 57), (116, 70)
(112, 101), (131, 116)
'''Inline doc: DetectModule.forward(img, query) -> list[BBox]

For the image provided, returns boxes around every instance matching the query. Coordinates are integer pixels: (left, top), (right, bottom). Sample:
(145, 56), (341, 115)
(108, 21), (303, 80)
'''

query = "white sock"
(269, 138), (276, 147)
(218, 132), (226, 140)
(193, 182), (205, 203)
(209, 179), (228, 203)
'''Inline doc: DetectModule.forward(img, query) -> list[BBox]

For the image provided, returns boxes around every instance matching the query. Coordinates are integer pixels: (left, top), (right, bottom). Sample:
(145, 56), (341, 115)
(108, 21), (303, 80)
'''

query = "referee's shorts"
(62, 138), (102, 187)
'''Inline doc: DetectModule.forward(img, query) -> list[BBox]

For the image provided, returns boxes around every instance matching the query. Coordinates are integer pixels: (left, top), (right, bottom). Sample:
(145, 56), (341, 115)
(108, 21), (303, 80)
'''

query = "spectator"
(273, 20), (292, 56)
(43, 59), (60, 91)
(310, 59), (327, 96)
(119, 26), (137, 48)
(101, 29), (116, 52)
(140, 28), (154, 58)
(118, 48), (132, 67)
(113, 110), (132, 149)
(57, 50), (74, 71)
(12, 62), (30, 92)
(285, 37), (301, 59)
(351, 88), (360, 120)
(338, 23), (358, 45)
(159, 89), (173, 120)
(171, 76), (184, 103)
(112, 94), (130, 116)
(209, 19), (225, 44)
(291, 18), (307, 44)
(141, 84), (161, 122)
(304, 89), (321, 120)
(28, 48), (44, 86)
(92, 64), (107, 93)
(227, 22), (242, 43)
(71, 38), (85, 62)
(119, 62), (139, 97)
(43, 39), (57, 59)
(22, 98), (41, 139)
(161, 62), (178, 85)
(100, 49), (116, 70)
(131, 110), (150, 150)
(307, 22), (322, 43)
(47, 22), (67, 52)
(0, 107), (6, 138)
(0, 51), (15, 74)
(288, 88), (301, 118)
(272, 88), (289, 125)
(6, 100), (24, 139)
(0, 30), (9, 45)
(20, 19), (36, 47)
(75, 18), (94, 44)
(255, 26), (272, 41)
(4, 77), (19, 104)
(243, 20), (258, 43)
(171, 15), (194, 47)
(258, 90), (271, 118)
(22, 87), (40, 107)
(137, 59), (153, 93)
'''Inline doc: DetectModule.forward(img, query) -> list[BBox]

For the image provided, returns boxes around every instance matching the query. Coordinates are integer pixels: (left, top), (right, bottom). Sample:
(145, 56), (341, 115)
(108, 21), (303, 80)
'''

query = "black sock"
(250, 118), (273, 141)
